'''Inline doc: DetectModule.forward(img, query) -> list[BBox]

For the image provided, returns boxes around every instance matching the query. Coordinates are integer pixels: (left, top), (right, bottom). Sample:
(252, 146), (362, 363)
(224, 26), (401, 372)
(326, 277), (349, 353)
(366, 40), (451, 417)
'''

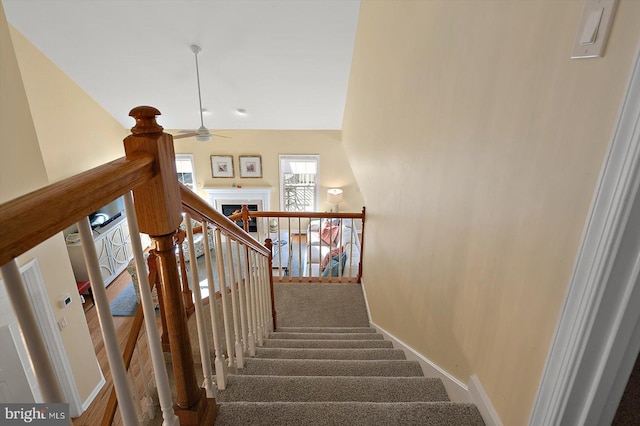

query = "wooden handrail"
(101, 267), (158, 426)
(228, 210), (364, 221)
(179, 185), (270, 258)
(0, 154), (155, 266)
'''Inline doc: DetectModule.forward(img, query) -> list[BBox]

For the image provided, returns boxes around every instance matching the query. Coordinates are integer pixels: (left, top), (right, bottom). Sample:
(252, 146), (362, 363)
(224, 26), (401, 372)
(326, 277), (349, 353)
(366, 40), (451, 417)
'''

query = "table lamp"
(327, 188), (344, 213)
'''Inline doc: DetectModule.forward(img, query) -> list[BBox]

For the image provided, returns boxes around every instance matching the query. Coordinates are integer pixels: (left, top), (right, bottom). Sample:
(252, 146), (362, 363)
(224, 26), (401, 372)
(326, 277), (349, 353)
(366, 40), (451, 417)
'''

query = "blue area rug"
(288, 242), (306, 277)
(109, 282), (138, 316)
(110, 282), (163, 317)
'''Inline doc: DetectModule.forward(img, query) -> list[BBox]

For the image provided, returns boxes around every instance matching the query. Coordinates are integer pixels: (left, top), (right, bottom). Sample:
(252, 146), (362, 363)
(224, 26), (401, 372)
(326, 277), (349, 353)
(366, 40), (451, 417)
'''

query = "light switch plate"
(571, 0), (618, 59)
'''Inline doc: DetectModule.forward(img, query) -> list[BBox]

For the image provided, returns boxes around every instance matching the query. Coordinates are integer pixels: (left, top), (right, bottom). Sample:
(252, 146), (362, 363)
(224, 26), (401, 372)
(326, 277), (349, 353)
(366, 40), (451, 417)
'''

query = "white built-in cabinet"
(66, 214), (133, 287)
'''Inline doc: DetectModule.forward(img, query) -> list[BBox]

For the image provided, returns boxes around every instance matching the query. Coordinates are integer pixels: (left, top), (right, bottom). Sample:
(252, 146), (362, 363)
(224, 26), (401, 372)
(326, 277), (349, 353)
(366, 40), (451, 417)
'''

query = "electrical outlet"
(57, 317), (67, 331)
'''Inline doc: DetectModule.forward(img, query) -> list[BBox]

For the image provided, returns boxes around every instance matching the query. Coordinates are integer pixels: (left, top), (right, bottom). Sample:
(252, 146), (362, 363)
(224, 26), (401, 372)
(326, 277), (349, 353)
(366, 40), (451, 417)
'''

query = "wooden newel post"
(124, 106), (216, 425)
(241, 204), (250, 232)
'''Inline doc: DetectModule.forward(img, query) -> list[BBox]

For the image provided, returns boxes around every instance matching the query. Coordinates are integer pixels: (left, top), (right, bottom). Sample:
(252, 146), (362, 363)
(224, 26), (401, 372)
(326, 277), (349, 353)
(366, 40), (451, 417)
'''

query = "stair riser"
(256, 348), (407, 360)
(215, 402), (485, 426)
(270, 332), (384, 340)
(275, 327), (377, 334)
(263, 339), (393, 349)
(218, 376), (449, 403)
(242, 359), (425, 377)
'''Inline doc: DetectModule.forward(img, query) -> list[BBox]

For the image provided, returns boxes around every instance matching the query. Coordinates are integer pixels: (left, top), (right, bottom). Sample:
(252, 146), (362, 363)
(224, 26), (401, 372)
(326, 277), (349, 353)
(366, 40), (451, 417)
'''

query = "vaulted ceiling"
(3, 0), (360, 131)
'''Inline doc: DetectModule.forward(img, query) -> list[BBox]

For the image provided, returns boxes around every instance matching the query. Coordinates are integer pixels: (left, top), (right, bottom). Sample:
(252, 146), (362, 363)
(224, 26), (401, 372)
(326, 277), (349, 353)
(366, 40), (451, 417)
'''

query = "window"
(176, 154), (195, 190)
(279, 155), (319, 212)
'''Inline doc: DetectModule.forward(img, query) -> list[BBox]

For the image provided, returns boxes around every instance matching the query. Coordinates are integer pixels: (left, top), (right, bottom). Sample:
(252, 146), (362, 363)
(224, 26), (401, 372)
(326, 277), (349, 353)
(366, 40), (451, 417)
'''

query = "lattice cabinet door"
(95, 236), (114, 283)
(106, 226), (130, 272)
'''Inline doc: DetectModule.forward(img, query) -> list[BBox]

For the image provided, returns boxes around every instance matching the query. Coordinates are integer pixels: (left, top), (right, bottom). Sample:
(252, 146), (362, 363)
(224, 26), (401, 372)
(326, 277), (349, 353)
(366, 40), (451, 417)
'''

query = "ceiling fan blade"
(211, 134), (231, 139)
(172, 132), (198, 139)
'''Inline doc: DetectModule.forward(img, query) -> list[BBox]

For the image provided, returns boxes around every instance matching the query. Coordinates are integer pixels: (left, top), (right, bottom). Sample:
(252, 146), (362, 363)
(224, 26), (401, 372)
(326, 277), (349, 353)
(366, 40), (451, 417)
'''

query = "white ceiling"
(3, 0), (360, 130)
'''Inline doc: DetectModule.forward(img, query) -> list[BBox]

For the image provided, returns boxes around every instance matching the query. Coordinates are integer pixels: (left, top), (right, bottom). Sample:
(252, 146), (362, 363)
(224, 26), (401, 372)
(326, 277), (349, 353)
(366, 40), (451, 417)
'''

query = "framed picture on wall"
(211, 155), (234, 178)
(239, 155), (262, 178)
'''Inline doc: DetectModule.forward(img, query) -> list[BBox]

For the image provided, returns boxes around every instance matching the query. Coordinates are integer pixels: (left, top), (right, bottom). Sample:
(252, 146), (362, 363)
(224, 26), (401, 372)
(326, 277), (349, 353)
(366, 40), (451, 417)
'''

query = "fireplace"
(204, 187), (272, 235)
(221, 204), (258, 232)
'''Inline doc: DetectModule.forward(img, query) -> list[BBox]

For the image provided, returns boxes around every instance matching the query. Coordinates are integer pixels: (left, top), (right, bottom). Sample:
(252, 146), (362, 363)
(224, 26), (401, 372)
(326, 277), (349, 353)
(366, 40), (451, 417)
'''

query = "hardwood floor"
(73, 271), (159, 426)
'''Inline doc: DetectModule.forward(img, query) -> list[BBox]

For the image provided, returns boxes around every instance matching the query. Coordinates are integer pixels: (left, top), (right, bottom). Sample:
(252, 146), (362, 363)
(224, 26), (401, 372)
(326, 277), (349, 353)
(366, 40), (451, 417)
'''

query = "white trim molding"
(530, 45), (640, 425)
(204, 186), (272, 212)
(82, 369), (106, 411)
(469, 374), (504, 426)
(369, 320), (471, 403)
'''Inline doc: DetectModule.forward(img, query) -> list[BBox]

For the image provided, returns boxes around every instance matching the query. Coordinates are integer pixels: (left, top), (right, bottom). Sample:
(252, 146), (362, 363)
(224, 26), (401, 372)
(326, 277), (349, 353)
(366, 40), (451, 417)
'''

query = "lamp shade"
(327, 188), (344, 204)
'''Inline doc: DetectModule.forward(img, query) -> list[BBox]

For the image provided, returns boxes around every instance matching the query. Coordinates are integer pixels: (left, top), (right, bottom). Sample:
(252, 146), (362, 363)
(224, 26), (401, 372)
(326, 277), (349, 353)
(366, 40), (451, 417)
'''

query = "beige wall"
(342, 1), (640, 424)
(1, 7), (118, 405)
(173, 129), (364, 213)
(9, 27), (128, 182)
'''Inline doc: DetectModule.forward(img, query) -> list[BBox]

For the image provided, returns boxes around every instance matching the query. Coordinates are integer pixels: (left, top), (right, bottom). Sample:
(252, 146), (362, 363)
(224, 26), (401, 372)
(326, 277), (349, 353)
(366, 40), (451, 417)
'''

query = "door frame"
(530, 44), (640, 425)
(0, 258), (84, 417)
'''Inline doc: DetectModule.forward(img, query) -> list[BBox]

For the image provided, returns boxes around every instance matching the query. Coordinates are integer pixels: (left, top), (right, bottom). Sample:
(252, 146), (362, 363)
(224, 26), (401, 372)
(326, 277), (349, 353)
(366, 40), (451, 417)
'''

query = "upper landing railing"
(0, 106), (275, 425)
(228, 206), (366, 283)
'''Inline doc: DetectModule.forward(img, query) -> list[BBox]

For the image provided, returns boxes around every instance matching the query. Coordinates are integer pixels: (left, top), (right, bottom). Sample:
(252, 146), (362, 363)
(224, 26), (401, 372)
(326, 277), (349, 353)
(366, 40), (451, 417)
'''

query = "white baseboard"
(368, 320), (471, 403)
(360, 281), (501, 424)
(469, 374), (503, 426)
(359, 279), (372, 322)
(81, 369), (106, 413)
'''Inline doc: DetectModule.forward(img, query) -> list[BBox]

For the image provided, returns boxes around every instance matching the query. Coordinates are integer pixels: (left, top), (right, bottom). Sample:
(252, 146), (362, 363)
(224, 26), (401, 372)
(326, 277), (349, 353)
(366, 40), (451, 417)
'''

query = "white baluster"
(184, 214), (214, 396)
(234, 241), (249, 354)
(251, 251), (264, 346)
(202, 221), (226, 389)
(135, 340), (155, 420)
(243, 246), (257, 356)
(126, 367), (144, 422)
(0, 260), (65, 403)
(124, 193), (179, 426)
(298, 217), (303, 278)
(262, 256), (271, 337)
(276, 217), (282, 282)
(287, 217), (292, 283)
(263, 256), (274, 333)
(258, 256), (267, 334)
(225, 238), (244, 369)
(213, 229), (235, 368)
(77, 217), (139, 425)
(251, 251), (265, 346)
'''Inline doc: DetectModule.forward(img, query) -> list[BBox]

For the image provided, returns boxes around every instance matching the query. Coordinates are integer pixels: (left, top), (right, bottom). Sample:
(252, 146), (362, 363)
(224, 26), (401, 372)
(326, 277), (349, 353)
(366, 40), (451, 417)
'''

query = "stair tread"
(217, 375), (449, 402)
(215, 401), (485, 426)
(275, 327), (377, 333)
(264, 339), (393, 348)
(269, 332), (384, 340)
(242, 358), (425, 377)
(255, 347), (406, 360)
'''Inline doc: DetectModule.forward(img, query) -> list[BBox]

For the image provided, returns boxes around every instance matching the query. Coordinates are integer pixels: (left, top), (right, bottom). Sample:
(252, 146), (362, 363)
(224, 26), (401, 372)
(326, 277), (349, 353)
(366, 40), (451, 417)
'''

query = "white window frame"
(175, 154), (196, 190)
(279, 154), (319, 212)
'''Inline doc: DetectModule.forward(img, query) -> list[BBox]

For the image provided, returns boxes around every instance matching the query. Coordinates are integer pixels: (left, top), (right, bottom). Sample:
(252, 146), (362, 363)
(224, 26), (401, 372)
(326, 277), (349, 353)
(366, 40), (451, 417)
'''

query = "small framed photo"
(239, 155), (262, 178)
(211, 155), (234, 178)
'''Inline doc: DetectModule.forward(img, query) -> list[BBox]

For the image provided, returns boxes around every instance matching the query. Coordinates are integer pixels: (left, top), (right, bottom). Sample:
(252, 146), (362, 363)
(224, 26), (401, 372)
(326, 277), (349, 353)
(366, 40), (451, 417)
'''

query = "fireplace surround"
(204, 187), (272, 233)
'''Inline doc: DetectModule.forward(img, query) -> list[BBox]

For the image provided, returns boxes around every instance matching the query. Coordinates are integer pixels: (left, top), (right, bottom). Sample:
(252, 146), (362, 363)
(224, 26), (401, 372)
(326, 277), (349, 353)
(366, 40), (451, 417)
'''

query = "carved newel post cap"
(129, 106), (164, 135)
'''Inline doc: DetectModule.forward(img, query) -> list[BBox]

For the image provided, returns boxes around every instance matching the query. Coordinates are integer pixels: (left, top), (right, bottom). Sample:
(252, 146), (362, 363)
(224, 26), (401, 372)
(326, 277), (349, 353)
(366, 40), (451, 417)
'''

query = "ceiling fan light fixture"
(195, 125), (212, 142)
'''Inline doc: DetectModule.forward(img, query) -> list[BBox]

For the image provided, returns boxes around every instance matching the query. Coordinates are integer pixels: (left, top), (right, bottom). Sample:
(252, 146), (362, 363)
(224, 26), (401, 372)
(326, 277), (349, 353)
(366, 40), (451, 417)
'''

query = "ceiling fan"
(172, 45), (229, 142)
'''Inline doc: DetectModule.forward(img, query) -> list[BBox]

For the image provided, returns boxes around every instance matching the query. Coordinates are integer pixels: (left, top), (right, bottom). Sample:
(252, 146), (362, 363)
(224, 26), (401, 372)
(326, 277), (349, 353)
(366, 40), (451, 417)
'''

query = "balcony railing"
(229, 207), (366, 283)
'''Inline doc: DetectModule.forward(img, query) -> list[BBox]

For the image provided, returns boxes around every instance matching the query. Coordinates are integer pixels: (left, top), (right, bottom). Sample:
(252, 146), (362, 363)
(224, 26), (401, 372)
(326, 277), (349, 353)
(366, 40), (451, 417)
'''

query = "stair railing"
(0, 106), (220, 425)
(178, 185), (273, 390)
(228, 207), (366, 283)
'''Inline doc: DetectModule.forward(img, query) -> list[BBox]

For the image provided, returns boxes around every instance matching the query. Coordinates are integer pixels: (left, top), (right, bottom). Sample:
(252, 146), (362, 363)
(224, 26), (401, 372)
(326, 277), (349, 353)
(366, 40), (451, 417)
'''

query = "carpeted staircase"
(211, 283), (485, 425)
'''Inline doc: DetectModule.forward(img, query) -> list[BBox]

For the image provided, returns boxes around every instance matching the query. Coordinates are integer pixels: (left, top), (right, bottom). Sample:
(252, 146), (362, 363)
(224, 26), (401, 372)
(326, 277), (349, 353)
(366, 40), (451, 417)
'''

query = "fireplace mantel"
(204, 187), (272, 211)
